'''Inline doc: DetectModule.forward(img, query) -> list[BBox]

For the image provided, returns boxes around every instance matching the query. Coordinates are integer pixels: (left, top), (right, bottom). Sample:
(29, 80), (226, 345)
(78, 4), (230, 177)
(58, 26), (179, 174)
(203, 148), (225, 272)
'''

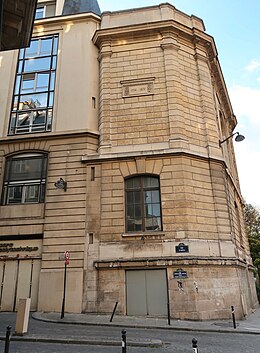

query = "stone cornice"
(94, 256), (253, 270)
(0, 130), (99, 145)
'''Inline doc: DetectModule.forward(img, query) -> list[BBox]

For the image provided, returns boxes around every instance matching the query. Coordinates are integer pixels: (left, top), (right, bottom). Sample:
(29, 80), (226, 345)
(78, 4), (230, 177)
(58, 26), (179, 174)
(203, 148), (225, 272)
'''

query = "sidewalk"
(32, 307), (260, 335)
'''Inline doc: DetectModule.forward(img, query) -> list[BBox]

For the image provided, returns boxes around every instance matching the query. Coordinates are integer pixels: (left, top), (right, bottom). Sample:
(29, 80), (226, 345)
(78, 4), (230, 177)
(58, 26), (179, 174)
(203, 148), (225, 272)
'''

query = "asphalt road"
(0, 331), (260, 353)
(0, 313), (260, 353)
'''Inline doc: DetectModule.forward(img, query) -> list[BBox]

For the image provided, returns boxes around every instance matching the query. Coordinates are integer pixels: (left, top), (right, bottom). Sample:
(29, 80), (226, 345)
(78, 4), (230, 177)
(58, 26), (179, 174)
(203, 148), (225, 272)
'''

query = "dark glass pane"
(9, 157), (44, 181)
(127, 219), (135, 232)
(126, 177), (141, 189)
(143, 176), (159, 188)
(47, 110), (52, 130)
(126, 178), (133, 189)
(135, 204), (141, 218)
(7, 186), (22, 204)
(134, 191), (141, 203)
(40, 184), (46, 202)
(24, 185), (39, 203)
(127, 204), (134, 218)
(132, 177), (141, 188)
(9, 114), (16, 134)
(24, 57), (51, 72)
(126, 191), (134, 204)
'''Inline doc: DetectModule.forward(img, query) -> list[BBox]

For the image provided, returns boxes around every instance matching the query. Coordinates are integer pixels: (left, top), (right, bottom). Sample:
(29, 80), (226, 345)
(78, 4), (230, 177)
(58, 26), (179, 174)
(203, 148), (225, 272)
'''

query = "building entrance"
(126, 269), (168, 316)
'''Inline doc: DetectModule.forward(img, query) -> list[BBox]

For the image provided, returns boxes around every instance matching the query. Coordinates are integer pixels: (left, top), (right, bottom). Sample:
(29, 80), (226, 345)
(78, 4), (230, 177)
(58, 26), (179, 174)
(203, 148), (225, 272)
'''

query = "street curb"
(31, 313), (260, 335)
(0, 335), (162, 348)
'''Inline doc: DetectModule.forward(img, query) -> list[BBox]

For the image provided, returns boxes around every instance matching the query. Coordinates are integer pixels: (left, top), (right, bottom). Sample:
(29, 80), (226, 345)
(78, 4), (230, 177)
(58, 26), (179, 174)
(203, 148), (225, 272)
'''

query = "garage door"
(126, 269), (168, 316)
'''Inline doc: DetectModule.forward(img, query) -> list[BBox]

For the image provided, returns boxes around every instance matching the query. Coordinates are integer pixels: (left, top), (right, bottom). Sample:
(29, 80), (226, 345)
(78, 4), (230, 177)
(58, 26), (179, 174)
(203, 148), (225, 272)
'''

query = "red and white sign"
(64, 251), (70, 265)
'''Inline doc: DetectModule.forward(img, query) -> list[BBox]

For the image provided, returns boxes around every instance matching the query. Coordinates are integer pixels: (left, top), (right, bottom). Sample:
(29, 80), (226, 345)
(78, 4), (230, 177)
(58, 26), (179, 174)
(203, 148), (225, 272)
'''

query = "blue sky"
(99, 0), (260, 207)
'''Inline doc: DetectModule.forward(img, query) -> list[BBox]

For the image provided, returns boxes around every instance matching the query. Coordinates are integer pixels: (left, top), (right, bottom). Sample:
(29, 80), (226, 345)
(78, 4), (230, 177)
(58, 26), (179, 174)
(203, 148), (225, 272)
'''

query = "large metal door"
(0, 259), (41, 312)
(126, 269), (168, 316)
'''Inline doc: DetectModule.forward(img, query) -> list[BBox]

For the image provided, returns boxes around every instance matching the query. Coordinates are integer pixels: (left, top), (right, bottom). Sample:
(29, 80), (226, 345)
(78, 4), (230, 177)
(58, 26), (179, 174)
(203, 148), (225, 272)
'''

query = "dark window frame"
(125, 174), (162, 233)
(9, 34), (58, 135)
(2, 153), (48, 205)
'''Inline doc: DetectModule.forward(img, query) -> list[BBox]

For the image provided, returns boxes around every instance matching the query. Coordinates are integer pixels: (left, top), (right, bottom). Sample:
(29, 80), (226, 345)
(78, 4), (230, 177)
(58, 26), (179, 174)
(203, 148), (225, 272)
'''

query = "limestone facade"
(0, 1), (258, 319)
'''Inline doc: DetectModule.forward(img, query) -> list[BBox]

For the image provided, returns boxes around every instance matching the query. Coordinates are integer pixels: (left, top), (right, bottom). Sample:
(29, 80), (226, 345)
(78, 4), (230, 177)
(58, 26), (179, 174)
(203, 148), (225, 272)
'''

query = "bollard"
(110, 301), (118, 322)
(4, 326), (12, 353)
(121, 329), (126, 353)
(231, 306), (236, 329)
(192, 338), (198, 353)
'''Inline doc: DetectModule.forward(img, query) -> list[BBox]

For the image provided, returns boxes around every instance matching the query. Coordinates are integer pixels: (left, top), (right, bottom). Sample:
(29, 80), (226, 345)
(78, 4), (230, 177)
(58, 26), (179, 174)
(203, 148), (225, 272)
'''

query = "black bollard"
(110, 301), (118, 322)
(121, 329), (126, 353)
(192, 338), (198, 353)
(4, 326), (12, 353)
(231, 306), (236, 329)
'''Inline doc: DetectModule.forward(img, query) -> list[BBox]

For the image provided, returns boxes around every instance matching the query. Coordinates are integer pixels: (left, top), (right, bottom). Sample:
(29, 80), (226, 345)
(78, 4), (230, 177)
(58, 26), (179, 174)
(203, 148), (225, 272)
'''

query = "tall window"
(9, 35), (58, 135)
(125, 175), (162, 232)
(2, 153), (48, 205)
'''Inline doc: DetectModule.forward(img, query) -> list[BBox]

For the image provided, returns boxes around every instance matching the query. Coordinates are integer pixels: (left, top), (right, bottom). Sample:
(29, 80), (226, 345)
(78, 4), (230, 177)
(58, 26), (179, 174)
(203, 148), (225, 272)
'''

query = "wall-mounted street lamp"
(219, 132), (245, 146)
(54, 178), (67, 191)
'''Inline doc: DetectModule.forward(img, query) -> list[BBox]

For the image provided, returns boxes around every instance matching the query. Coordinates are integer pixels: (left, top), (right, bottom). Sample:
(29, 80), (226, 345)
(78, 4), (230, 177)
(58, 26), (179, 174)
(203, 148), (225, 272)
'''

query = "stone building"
(0, 0), (258, 320)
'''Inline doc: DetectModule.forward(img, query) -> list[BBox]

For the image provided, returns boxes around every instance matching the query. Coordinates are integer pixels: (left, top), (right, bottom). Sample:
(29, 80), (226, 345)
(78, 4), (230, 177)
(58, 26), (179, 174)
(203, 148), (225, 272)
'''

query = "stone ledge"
(94, 256), (250, 269)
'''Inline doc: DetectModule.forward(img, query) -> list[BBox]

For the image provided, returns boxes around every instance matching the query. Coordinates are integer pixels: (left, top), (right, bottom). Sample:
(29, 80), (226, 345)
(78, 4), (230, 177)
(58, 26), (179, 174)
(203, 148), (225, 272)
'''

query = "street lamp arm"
(219, 132), (245, 146)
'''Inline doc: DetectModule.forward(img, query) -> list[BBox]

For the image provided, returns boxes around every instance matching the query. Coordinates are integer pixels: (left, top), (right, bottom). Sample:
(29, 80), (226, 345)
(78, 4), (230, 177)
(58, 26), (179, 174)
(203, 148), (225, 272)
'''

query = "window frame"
(35, 6), (46, 19)
(9, 35), (58, 135)
(125, 174), (163, 233)
(2, 153), (48, 205)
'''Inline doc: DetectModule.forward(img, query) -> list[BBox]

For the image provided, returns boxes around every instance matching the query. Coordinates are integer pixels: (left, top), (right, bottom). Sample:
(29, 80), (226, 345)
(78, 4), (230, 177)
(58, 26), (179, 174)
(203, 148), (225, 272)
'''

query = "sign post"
(61, 251), (69, 319)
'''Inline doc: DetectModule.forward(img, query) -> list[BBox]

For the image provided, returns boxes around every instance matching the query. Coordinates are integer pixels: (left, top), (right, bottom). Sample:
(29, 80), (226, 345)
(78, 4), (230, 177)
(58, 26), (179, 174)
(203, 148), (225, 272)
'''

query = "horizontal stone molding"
(94, 256), (252, 270)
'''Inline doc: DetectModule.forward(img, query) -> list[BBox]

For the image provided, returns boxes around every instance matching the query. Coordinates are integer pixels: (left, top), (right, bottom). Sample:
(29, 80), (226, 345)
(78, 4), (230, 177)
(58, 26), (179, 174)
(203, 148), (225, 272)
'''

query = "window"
(125, 175), (162, 232)
(2, 153), (48, 205)
(35, 6), (46, 19)
(9, 35), (58, 135)
(35, 2), (56, 19)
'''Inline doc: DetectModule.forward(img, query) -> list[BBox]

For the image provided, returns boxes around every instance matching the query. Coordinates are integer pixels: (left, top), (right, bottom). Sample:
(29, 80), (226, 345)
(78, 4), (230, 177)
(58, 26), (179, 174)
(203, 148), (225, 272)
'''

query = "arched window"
(2, 153), (48, 205)
(125, 175), (162, 232)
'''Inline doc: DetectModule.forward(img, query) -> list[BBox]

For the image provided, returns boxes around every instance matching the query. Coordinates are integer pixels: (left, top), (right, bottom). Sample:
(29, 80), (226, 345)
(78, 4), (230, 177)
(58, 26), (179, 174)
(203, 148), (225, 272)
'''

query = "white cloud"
(235, 142), (260, 208)
(229, 85), (260, 207)
(229, 85), (260, 126)
(246, 59), (260, 73)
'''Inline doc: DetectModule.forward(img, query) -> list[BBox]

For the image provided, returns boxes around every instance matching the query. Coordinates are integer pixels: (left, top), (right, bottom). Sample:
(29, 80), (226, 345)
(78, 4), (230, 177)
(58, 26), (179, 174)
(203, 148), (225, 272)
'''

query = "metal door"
(0, 259), (41, 312)
(126, 269), (168, 316)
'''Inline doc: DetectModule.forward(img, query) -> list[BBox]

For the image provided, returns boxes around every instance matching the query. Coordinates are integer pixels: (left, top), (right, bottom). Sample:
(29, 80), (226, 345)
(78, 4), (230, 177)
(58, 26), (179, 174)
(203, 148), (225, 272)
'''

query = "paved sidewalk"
(32, 307), (260, 335)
